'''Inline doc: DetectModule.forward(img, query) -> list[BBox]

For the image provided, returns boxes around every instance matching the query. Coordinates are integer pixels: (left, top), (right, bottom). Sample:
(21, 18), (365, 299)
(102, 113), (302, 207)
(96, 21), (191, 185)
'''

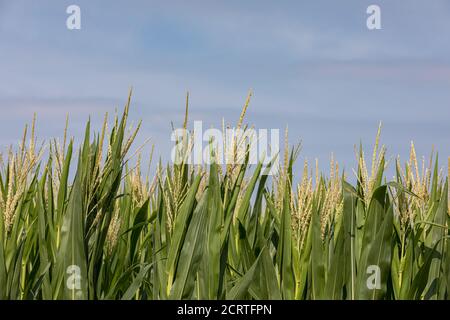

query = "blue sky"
(1, 0), (450, 177)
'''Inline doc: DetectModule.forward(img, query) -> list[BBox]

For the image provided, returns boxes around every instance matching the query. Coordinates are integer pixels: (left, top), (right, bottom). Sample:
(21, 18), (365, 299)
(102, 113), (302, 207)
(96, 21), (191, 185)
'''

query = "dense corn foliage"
(0, 92), (449, 300)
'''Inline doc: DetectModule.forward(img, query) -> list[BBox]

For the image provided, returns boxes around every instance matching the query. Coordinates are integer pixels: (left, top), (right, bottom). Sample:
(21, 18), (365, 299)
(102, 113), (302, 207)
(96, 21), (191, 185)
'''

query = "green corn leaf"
(226, 251), (262, 300)
(121, 264), (152, 300)
(169, 192), (208, 299)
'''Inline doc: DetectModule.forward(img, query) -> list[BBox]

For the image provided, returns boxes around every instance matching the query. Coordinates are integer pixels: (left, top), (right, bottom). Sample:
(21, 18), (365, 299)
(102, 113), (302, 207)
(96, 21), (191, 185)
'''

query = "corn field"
(0, 92), (449, 300)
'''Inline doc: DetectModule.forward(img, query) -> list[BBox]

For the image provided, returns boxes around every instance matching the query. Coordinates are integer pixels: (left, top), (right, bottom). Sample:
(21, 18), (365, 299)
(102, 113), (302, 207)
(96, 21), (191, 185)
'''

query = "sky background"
(1, 0), (450, 179)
